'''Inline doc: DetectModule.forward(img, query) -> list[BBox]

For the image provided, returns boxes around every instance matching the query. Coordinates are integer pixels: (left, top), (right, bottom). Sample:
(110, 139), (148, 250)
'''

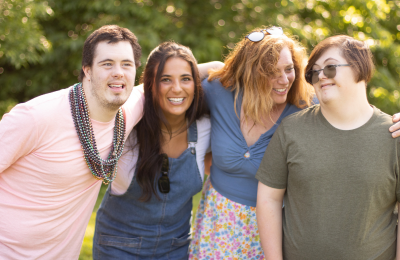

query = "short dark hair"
(78, 25), (142, 82)
(306, 35), (375, 83)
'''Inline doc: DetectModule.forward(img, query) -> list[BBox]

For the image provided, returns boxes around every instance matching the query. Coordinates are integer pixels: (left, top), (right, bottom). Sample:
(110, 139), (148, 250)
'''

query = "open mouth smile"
(168, 97), (185, 104)
(273, 88), (288, 94)
(321, 83), (335, 88)
(109, 84), (125, 89)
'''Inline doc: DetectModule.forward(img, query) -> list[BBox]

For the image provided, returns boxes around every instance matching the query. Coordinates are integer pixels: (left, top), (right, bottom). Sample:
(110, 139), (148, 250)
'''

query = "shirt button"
(244, 151), (250, 158)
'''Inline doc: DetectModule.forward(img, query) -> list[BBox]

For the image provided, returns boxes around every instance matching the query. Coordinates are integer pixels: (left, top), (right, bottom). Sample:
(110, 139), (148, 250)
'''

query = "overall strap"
(188, 121), (198, 154)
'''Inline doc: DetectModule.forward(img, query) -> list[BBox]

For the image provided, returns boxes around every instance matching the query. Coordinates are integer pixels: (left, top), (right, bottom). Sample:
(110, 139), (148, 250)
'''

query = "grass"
(78, 182), (204, 260)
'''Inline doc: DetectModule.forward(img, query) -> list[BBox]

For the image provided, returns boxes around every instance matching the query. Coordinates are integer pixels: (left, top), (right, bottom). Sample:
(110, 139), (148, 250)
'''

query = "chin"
(164, 109), (187, 119)
(107, 98), (127, 109)
(273, 97), (288, 106)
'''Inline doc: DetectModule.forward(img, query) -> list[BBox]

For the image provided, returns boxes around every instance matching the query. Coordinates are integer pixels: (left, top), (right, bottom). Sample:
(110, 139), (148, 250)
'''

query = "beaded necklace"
(69, 83), (126, 184)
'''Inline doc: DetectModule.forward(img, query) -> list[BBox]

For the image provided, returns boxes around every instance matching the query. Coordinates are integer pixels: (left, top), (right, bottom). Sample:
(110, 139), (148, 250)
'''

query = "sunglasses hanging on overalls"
(158, 153), (170, 194)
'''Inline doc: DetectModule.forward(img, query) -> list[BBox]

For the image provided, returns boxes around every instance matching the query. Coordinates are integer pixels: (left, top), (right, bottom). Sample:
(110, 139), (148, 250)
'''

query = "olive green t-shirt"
(256, 105), (400, 260)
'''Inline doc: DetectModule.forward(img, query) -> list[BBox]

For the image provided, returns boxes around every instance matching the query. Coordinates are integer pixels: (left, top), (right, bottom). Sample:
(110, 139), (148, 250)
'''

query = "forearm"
(256, 183), (284, 260)
(197, 61), (224, 80)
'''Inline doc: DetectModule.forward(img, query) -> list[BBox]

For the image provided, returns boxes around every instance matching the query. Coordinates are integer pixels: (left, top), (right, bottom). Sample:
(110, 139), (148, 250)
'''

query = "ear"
(82, 65), (91, 80)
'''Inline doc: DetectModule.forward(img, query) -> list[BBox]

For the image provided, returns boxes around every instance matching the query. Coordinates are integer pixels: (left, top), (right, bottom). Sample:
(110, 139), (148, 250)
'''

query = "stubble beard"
(90, 79), (127, 112)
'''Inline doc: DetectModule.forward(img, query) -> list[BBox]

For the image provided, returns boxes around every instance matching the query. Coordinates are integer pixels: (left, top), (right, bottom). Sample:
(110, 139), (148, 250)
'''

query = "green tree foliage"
(1, 0), (400, 115)
(0, 0), (52, 68)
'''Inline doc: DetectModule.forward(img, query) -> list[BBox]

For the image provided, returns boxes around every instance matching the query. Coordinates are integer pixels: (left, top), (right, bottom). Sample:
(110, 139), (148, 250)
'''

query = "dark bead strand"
(69, 83), (126, 184)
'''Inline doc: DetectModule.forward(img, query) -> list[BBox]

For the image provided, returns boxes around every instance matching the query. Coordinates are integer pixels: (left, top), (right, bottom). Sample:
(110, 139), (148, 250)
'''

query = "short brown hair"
(209, 27), (314, 126)
(78, 25), (142, 82)
(306, 35), (375, 83)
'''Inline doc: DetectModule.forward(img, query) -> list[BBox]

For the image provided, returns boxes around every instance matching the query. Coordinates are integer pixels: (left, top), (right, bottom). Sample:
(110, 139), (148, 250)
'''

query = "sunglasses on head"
(245, 26), (284, 42)
(158, 153), (170, 194)
(305, 64), (350, 85)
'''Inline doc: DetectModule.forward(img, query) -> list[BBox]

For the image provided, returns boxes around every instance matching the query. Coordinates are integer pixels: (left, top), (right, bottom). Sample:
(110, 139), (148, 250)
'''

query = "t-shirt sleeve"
(201, 78), (212, 92)
(110, 131), (138, 195)
(201, 78), (219, 111)
(195, 117), (211, 182)
(255, 124), (288, 189)
(123, 87), (144, 136)
(0, 104), (38, 173)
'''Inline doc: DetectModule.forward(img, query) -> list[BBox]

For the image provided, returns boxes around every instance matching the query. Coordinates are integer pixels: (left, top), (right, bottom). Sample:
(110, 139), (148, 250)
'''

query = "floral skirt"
(189, 177), (265, 260)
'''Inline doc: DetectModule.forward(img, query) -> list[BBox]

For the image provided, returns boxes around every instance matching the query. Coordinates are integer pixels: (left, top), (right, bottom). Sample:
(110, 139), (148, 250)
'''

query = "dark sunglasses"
(245, 26), (283, 42)
(305, 64), (350, 85)
(158, 153), (170, 194)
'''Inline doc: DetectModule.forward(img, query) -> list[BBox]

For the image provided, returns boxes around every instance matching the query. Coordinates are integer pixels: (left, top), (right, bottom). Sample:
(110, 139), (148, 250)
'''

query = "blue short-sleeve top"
(203, 79), (303, 207)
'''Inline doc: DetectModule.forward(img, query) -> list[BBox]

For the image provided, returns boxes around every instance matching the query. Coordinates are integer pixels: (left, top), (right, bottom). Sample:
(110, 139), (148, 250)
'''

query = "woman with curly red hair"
(189, 26), (315, 259)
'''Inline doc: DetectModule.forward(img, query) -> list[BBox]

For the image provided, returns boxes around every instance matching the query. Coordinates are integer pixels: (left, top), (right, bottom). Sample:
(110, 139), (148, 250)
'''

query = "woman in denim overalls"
(93, 42), (210, 259)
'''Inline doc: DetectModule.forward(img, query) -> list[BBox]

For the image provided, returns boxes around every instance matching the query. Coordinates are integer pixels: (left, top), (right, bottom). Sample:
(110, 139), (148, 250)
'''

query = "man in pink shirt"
(0, 25), (144, 259)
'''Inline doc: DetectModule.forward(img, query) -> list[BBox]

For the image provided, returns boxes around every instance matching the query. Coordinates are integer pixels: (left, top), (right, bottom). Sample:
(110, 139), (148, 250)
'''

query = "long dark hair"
(134, 41), (207, 201)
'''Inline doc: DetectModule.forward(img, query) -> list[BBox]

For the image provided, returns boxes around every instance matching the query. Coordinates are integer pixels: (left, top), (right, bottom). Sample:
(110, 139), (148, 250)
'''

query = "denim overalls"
(93, 122), (203, 260)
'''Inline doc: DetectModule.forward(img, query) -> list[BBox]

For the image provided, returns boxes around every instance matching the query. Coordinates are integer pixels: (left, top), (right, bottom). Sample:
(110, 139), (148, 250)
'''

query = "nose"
(171, 79), (183, 92)
(112, 64), (124, 78)
(277, 72), (289, 85)
(318, 68), (327, 81)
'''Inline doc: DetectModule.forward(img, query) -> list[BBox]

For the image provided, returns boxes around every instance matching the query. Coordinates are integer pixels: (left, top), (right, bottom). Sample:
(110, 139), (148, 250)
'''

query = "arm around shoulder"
(124, 85), (145, 129)
(198, 61), (224, 80)
(390, 113), (400, 138)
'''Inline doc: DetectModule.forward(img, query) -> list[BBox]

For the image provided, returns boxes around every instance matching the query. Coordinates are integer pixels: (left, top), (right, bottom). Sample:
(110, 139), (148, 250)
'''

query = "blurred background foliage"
(1, 0), (400, 115)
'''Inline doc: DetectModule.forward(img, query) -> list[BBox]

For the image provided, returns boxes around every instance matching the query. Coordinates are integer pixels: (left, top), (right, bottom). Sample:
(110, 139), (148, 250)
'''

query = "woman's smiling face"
(269, 47), (295, 107)
(312, 47), (356, 104)
(157, 57), (195, 121)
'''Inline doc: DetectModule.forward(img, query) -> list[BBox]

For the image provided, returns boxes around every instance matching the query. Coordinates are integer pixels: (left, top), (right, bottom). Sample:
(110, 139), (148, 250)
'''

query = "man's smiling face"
(84, 40), (136, 111)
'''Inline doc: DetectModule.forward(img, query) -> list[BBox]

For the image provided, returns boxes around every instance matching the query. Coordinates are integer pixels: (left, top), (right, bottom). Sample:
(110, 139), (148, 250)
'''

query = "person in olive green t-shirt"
(256, 35), (400, 260)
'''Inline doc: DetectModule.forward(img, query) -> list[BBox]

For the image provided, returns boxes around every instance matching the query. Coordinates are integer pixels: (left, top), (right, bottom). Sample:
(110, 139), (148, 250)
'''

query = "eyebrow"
(313, 57), (340, 68)
(97, 59), (134, 64)
(161, 74), (193, 77)
(324, 57), (339, 63)
(277, 63), (294, 69)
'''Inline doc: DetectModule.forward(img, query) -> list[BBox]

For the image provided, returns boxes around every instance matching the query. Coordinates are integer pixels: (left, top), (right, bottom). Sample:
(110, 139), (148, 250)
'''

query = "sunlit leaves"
(0, 0), (53, 69)
(1, 0), (400, 115)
